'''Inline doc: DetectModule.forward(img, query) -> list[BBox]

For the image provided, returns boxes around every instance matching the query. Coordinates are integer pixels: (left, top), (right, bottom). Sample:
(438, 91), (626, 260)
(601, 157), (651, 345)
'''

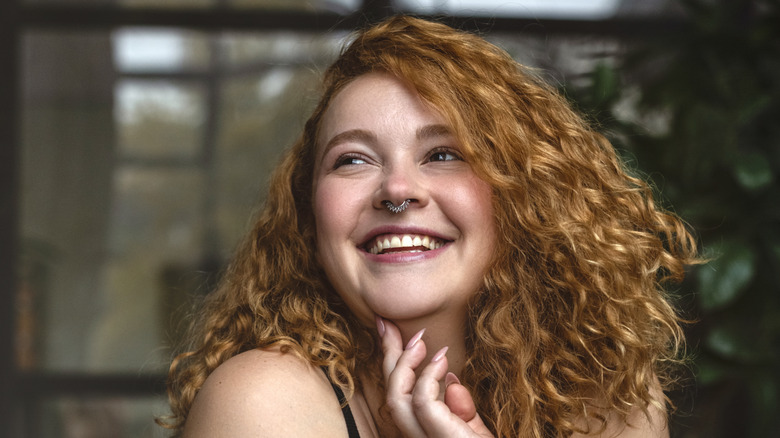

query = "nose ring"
(384, 199), (411, 214)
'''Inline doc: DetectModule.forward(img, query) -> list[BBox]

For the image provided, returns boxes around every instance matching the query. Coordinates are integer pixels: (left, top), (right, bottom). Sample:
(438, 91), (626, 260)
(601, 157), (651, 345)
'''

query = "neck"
(358, 312), (470, 437)
(390, 315), (468, 377)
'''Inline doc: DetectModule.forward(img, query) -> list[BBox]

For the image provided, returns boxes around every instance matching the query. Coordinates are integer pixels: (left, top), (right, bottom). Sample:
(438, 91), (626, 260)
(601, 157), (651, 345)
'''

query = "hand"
(377, 317), (494, 438)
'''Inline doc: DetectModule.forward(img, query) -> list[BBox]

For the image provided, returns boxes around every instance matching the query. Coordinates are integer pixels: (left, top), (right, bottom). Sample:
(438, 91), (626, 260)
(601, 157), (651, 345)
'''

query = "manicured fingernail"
(405, 328), (426, 350)
(375, 315), (385, 337)
(432, 346), (449, 362)
(445, 372), (460, 387)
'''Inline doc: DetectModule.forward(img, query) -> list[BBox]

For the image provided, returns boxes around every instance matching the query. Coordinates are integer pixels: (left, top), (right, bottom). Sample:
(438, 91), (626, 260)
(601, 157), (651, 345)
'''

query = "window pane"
(20, 30), (118, 372)
(116, 80), (206, 161)
(220, 31), (346, 68)
(113, 29), (210, 74)
(212, 32), (343, 252)
(101, 167), (207, 371)
(214, 69), (316, 246)
(37, 396), (168, 438)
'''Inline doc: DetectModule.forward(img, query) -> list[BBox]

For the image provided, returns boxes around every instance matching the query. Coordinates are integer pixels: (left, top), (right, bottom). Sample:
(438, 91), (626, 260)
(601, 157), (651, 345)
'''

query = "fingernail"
(432, 346), (449, 362)
(445, 372), (460, 387)
(405, 328), (426, 350)
(375, 315), (385, 337)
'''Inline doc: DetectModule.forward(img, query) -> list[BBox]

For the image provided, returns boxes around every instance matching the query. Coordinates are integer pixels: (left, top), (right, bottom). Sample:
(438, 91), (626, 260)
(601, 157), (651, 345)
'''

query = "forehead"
(317, 72), (447, 146)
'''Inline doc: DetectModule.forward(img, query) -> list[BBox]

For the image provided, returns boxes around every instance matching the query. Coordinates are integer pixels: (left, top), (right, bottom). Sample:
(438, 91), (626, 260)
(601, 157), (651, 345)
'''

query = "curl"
(161, 16), (700, 437)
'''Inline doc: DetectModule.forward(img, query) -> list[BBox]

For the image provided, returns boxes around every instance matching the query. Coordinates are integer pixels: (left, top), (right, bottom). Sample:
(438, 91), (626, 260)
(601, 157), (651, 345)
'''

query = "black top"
(325, 370), (361, 438)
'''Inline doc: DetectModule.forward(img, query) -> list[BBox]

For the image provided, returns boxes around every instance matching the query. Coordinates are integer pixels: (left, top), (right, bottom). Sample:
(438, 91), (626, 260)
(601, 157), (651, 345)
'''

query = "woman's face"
(312, 73), (496, 325)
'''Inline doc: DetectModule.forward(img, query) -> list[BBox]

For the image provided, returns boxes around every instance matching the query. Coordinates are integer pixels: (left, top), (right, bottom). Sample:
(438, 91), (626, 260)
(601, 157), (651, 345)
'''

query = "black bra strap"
(324, 368), (361, 438)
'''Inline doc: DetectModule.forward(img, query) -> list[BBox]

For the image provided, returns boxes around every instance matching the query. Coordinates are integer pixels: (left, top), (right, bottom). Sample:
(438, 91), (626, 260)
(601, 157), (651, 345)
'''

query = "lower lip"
(363, 244), (448, 263)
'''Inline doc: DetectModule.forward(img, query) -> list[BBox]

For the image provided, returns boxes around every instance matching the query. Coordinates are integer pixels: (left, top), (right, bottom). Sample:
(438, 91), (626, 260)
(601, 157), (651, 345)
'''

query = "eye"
(333, 154), (367, 169)
(427, 147), (462, 162)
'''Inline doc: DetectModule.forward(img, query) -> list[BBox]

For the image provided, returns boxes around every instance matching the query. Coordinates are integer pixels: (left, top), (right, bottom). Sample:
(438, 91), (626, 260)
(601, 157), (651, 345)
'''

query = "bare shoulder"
(182, 348), (348, 437)
(571, 380), (670, 438)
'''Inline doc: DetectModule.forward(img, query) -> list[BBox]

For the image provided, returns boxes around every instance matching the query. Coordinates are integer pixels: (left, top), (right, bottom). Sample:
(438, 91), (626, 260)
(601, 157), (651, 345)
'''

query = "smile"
(366, 234), (445, 255)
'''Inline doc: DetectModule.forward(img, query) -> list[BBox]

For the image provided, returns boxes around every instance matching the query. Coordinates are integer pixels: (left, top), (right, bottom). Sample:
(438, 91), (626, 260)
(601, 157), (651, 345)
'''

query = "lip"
(363, 242), (449, 263)
(359, 225), (452, 262)
(359, 225), (451, 248)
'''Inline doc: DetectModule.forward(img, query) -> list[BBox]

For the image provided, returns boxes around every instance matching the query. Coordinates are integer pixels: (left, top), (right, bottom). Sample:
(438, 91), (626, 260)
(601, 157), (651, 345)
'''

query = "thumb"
(444, 373), (477, 423)
(445, 373), (494, 437)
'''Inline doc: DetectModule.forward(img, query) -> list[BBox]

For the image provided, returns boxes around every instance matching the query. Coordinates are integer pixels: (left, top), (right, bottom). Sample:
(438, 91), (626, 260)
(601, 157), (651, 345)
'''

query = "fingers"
(376, 316), (495, 438)
(379, 317), (428, 438)
(412, 346), (450, 407)
(410, 347), (455, 436)
(379, 317), (427, 386)
(409, 348), (493, 438)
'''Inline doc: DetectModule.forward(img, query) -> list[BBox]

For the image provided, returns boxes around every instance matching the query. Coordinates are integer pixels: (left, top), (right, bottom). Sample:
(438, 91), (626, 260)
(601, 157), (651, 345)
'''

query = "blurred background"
(0, 0), (777, 436)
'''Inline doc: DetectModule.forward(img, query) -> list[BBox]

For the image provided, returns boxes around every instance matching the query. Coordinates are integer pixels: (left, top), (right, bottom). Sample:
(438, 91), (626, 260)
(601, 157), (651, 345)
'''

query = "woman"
(162, 16), (698, 437)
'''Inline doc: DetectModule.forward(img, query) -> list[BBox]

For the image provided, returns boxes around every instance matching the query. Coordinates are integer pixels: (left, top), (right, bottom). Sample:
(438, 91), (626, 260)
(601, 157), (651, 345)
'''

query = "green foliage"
(697, 240), (756, 311)
(566, 0), (780, 436)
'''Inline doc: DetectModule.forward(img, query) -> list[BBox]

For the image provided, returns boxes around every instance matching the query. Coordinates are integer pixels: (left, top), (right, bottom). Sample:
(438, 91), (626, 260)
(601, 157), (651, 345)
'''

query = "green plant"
(567, 0), (780, 436)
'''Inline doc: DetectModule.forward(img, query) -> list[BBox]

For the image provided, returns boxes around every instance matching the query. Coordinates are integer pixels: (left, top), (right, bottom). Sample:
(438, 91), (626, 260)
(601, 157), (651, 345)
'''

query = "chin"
(366, 292), (456, 321)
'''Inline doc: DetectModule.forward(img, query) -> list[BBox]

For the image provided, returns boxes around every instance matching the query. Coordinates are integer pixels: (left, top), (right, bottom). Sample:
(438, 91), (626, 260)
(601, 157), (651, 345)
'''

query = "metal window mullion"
(0, 0), (21, 434)
(16, 4), (687, 37)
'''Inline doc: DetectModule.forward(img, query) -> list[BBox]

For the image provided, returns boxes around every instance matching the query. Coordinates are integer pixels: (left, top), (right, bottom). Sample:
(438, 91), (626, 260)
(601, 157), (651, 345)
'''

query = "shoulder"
(182, 348), (349, 437)
(571, 381), (670, 438)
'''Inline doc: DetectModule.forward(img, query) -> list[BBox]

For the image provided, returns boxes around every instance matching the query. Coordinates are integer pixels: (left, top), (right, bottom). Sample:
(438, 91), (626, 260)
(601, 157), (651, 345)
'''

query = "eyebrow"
(417, 124), (454, 140)
(320, 129), (377, 160)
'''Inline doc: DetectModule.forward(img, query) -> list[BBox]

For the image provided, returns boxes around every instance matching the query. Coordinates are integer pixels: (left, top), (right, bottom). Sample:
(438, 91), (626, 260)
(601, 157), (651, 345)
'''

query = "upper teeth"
(368, 234), (444, 254)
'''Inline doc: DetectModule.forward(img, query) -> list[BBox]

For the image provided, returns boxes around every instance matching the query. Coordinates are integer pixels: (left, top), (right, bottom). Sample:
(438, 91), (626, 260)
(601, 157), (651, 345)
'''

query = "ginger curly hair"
(161, 15), (699, 437)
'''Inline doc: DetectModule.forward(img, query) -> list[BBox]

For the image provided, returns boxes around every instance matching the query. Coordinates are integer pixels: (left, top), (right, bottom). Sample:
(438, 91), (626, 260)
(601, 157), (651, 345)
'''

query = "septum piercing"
(384, 199), (411, 214)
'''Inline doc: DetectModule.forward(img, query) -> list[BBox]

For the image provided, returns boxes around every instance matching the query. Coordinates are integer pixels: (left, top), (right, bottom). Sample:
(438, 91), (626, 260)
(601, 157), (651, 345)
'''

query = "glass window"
(18, 28), (343, 375)
(116, 80), (206, 161)
(20, 30), (118, 372)
(113, 29), (210, 74)
(36, 396), (169, 438)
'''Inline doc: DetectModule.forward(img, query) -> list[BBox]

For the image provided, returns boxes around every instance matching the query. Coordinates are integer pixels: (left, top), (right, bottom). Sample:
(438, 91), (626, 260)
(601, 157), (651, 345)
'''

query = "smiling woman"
(160, 16), (700, 438)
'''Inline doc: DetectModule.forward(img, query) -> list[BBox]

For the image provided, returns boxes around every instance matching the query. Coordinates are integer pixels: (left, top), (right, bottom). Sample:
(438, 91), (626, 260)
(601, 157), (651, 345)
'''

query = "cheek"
(456, 177), (495, 223)
(313, 186), (336, 249)
(457, 177), (497, 253)
(312, 182), (352, 253)
(475, 180), (495, 221)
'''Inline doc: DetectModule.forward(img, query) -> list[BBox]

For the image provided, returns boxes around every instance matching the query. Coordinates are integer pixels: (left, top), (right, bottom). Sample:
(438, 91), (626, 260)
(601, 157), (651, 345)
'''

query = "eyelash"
(332, 154), (366, 169)
(332, 147), (462, 169)
(428, 147), (462, 162)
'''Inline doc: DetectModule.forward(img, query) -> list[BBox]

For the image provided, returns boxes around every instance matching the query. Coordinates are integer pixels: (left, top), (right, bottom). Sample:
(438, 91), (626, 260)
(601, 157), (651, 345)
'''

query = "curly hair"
(161, 15), (699, 437)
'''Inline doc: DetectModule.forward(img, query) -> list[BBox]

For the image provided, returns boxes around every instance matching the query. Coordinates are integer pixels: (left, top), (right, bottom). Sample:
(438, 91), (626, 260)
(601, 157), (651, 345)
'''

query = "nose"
(373, 163), (426, 212)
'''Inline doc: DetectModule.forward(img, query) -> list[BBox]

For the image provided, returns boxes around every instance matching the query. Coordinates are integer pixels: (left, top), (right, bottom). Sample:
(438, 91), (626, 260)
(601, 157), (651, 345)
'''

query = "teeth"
(367, 234), (445, 254)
